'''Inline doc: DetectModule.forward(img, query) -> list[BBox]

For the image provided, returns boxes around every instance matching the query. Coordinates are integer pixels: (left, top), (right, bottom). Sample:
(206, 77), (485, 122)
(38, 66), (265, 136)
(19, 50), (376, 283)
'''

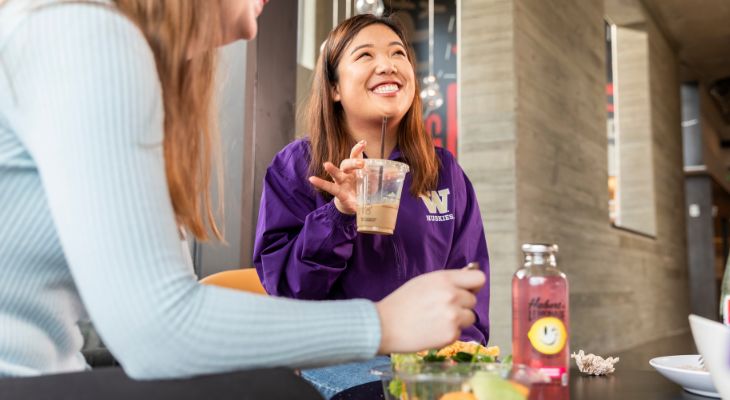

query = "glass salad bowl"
(371, 361), (550, 400)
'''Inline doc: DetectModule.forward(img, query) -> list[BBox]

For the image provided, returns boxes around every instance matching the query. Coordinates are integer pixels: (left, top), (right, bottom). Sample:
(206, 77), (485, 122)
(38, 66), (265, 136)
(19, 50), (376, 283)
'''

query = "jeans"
(300, 356), (390, 399)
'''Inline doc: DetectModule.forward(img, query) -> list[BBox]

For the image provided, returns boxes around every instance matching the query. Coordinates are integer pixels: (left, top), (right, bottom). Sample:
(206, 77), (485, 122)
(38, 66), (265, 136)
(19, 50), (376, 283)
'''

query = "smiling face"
(220, 0), (269, 43)
(527, 317), (567, 355)
(332, 23), (416, 126)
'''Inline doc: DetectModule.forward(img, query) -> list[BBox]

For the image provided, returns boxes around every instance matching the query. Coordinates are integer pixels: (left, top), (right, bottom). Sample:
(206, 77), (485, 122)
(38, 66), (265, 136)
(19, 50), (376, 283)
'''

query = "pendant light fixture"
(355, 0), (384, 17)
(420, 0), (443, 115)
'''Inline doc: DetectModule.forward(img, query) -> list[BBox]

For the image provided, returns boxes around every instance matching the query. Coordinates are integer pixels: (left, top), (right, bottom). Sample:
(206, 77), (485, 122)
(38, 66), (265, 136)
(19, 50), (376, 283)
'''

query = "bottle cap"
(521, 243), (559, 254)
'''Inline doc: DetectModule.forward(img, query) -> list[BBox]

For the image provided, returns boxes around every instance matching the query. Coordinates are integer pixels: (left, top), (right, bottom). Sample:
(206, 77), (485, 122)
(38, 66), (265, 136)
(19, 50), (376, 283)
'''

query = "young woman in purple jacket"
(254, 14), (490, 345)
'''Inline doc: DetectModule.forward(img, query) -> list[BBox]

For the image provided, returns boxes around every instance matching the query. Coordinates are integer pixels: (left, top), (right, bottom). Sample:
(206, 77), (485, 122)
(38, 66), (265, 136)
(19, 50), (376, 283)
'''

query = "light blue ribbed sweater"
(0, 0), (380, 379)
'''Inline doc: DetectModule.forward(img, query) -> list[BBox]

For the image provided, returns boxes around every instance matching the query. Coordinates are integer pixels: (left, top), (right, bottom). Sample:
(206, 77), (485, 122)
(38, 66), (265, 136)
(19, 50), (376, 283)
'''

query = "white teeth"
(373, 84), (399, 94)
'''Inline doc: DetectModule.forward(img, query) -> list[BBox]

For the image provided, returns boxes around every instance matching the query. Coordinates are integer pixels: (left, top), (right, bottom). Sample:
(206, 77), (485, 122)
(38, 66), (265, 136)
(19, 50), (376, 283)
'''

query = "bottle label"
(528, 316), (567, 355)
(723, 295), (730, 325)
(528, 297), (566, 321)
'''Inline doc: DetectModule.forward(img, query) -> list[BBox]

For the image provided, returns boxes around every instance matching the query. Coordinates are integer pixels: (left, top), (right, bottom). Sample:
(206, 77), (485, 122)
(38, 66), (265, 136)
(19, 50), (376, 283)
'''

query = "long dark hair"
(303, 14), (439, 197)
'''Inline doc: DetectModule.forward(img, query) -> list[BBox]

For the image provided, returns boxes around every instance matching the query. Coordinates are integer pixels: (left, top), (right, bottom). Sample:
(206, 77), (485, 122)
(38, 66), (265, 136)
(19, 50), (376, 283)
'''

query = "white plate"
(649, 355), (719, 398)
(689, 314), (730, 399)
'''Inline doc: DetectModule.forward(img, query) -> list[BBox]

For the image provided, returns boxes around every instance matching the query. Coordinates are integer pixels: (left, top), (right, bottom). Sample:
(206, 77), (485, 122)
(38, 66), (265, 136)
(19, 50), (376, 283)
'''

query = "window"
(604, 19), (656, 236)
(606, 21), (618, 223)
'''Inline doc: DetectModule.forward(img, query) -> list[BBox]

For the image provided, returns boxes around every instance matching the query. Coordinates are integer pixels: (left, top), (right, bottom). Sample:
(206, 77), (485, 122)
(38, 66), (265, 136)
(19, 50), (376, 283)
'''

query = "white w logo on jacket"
(420, 189), (450, 214)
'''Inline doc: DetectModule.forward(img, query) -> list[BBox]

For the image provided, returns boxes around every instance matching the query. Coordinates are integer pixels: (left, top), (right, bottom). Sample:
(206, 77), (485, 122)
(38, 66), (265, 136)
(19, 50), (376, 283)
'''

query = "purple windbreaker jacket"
(253, 139), (490, 343)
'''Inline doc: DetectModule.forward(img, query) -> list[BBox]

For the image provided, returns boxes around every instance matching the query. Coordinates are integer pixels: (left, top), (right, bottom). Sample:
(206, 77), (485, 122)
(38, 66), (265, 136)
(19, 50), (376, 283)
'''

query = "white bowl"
(689, 314), (730, 399)
(649, 354), (718, 397)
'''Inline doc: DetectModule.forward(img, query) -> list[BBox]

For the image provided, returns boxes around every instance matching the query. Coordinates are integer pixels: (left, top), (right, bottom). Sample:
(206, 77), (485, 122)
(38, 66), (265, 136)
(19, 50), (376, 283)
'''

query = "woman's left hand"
(308, 140), (366, 215)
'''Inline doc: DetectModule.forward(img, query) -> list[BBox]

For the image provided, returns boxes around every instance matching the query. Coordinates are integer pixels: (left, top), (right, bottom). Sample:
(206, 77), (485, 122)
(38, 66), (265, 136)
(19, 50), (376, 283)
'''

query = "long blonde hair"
(115, 0), (224, 241)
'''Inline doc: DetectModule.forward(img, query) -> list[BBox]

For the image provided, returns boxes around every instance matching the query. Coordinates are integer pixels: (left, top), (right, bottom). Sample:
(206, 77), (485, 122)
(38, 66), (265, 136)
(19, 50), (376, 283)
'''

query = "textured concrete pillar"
(460, 0), (518, 351)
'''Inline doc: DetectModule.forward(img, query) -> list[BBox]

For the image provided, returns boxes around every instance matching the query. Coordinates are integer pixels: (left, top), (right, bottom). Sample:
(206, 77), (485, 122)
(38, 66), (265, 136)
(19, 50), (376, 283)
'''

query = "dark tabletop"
(0, 333), (705, 400)
(333, 332), (710, 400)
(0, 366), (324, 400)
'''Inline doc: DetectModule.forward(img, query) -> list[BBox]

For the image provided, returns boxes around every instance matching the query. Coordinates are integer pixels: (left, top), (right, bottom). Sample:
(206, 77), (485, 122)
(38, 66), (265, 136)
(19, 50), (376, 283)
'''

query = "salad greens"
(388, 379), (405, 398)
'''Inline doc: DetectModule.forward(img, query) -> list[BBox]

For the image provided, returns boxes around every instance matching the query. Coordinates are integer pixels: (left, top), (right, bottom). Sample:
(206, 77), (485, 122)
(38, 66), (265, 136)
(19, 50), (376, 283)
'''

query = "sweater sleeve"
(6, 4), (380, 379)
(253, 146), (359, 299)
(441, 152), (491, 344)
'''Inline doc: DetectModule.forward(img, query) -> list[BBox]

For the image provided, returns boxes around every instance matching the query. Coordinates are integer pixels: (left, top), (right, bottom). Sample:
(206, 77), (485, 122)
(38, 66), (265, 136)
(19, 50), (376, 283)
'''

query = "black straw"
(376, 116), (388, 196)
(379, 116), (387, 159)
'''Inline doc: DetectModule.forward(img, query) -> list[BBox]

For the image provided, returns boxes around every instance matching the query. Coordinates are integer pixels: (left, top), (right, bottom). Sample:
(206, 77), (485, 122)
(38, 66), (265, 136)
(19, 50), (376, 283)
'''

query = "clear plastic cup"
(355, 159), (410, 235)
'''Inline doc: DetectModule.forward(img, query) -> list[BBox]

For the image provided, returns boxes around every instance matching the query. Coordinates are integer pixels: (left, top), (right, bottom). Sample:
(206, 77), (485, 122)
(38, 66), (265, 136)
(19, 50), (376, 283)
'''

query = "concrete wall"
(196, 40), (248, 277)
(459, 0), (518, 351)
(460, 0), (689, 353)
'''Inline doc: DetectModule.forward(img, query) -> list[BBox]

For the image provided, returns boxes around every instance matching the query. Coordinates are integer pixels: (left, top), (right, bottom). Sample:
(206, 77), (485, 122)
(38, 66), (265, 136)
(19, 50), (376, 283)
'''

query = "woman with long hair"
(0, 0), (485, 380)
(254, 14), (490, 345)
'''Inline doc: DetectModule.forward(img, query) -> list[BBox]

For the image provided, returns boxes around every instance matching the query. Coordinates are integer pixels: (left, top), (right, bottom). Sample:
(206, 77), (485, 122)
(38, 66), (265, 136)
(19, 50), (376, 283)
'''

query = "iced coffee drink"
(355, 159), (409, 235)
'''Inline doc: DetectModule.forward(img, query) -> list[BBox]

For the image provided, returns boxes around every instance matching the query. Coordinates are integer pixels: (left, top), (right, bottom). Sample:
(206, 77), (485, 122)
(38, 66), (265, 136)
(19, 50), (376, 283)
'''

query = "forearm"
(93, 280), (380, 379)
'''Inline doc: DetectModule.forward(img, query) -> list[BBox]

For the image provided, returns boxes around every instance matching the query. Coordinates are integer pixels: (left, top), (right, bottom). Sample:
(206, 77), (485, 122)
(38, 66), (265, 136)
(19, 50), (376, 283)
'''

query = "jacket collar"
(364, 145), (403, 161)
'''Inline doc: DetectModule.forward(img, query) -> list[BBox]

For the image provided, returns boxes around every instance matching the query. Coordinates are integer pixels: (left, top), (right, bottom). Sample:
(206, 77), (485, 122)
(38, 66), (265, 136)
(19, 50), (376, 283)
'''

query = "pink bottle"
(512, 243), (570, 386)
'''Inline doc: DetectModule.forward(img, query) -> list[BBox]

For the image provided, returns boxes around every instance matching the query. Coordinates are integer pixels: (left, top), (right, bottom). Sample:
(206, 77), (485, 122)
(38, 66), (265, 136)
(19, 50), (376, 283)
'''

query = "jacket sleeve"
(254, 156), (359, 299)
(445, 158), (491, 345)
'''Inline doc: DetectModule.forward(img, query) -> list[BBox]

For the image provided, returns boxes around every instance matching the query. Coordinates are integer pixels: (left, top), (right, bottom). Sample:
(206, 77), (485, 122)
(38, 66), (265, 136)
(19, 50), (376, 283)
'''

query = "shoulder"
(434, 146), (455, 162)
(3, 0), (160, 140)
(267, 138), (312, 180)
(2, 0), (154, 81)
(433, 146), (474, 191)
(2, 0), (143, 48)
(434, 146), (459, 173)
